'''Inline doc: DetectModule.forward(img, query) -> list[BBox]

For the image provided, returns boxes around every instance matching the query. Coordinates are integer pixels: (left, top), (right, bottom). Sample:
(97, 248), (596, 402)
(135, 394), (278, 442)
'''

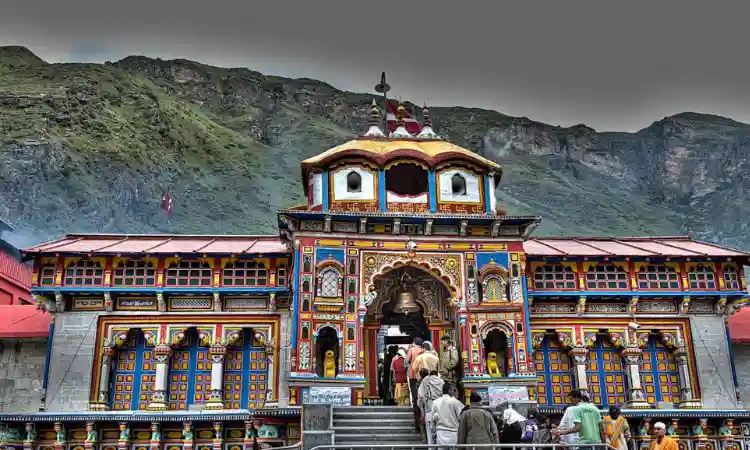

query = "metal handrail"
(311, 444), (618, 450)
(272, 443), (302, 450)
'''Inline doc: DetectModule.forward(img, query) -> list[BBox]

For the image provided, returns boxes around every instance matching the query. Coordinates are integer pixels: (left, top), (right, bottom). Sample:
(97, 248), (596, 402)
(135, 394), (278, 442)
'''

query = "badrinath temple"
(1, 93), (750, 450)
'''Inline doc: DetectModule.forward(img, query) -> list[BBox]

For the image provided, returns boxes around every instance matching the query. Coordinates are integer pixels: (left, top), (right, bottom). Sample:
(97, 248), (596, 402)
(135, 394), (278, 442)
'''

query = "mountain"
(1, 46), (749, 250)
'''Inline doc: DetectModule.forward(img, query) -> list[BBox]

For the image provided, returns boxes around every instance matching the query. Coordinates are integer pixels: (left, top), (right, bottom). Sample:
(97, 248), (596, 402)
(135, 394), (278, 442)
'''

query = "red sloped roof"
(0, 251), (32, 289)
(23, 234), (288, 256)
(524, 236), (749, 257)
(0, 305), (50, 338)
(729, 307), (750, 343)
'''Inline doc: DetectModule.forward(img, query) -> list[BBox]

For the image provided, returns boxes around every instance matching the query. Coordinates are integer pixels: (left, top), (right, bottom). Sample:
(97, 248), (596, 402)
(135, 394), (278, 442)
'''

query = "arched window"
(168, 329), (212, 409)
(585, 336), (627, 408)
(38, 264), (56, 286)
(639, 335), (681, 405)
(724, 264), (741, 290)
(585, 264), (628, 289)
(223, 329), (269, 409)
(533, 264), (576, 290)
(317, 267), (342, 298)
(165, 261), (211, 287)
(222, 260), (268, 286)
(637, 264), (679, 289)
(451, 173), (467, 195)
(481, 275), (508, 302)
(113, 260), (156, 286)
(688, 264), (716, 290)
(64, 260), (104, 286)
(533, 336), (574, 407)
(110, 330), (156, 411)
(346, 171), (362, 193)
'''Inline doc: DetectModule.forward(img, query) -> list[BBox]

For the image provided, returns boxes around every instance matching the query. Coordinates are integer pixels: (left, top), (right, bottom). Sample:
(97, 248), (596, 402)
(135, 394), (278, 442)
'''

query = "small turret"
(363, 99), (385, 137)
(416, 102), (440, 139)
(389, 98), (413, 138)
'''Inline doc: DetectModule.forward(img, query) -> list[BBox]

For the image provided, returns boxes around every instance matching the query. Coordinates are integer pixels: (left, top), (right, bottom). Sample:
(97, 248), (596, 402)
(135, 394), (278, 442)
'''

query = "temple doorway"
(363, 266), (456, 402)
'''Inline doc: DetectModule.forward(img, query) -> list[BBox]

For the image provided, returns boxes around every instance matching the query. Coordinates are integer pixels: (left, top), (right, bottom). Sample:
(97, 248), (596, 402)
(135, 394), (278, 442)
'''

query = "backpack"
(521, 418), (539, 442)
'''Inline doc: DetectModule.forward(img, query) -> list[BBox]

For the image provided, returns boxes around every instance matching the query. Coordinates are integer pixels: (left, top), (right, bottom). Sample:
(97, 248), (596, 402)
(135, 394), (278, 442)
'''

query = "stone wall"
(690, 315), (741, 409)
(46, 312), (101, 411)
(0, 337), (46, 412)
(733, 343), (750, 404)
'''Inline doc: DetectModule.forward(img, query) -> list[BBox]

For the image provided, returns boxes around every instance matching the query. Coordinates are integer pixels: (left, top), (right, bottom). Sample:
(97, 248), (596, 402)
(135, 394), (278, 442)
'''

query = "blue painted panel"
(291, 247), (301, 351)
(315, 248), (345, 265)
(168, 330), (211, 410)
(476, 252), (509, 269)
(639, 336), (681, 405)
(585, 339), (628, 408)
(378, 170), (387, 211)
(322, 171), (330, 211)
(428, 170), (438, 213)
(110, 331), (156, 410)
(530, 290), (749, 297)
(223, 328), (269, 409)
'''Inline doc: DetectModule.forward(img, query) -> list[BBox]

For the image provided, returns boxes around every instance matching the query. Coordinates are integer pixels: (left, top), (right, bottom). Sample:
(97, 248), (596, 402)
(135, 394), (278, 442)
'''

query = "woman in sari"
(603, 405), (631, 450)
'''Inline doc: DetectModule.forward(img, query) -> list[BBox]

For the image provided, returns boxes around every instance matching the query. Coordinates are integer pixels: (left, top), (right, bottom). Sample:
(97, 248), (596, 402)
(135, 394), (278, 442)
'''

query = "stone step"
(334, 431), (424, 442)
(335, 405), (415, 412)
(333, 411), (415, 421)
(333, 419), (417, 428)
(333, 444), (428, 449)
(334, 425), (417, 434)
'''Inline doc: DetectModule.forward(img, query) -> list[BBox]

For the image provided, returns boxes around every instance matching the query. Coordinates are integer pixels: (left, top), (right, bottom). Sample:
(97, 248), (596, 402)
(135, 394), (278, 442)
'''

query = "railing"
(311, 444), (617, 450)
(273, 443), (302, 450)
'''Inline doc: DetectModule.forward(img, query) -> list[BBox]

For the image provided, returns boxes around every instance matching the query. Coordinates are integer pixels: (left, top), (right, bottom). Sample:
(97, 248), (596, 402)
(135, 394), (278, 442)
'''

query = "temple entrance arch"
(362, 264), (458, 401)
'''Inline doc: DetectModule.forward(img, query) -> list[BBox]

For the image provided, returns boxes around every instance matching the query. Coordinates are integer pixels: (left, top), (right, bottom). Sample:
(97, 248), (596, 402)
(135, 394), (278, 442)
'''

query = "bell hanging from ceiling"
(392, 273), (420, 314)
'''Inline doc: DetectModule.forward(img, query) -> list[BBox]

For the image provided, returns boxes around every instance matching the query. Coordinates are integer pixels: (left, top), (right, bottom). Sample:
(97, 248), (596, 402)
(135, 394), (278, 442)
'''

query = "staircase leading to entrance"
(333, 405), (425, 446)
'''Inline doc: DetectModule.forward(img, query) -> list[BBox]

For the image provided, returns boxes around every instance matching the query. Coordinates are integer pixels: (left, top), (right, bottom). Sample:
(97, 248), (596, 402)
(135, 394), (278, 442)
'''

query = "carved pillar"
(54, 292), (65, 312)
(156, 292), (166, 312)
(148, 343), (172, 410)
(621, 345), (650, 408)
(213, 292), (222, 312)
(149, 423), (161, 450)
(269, 292), (277, 312)
(243, 420), (257, 450)
(204, 345), (226, 410)
(576, 296), (586, 315)
(182, 422), (194, 450)
(53, 422), (66, 450)
(118, 422), (130, 450)
(212, 422), (223, 450)
(94, 346), (116, 410)
(568, 346), (589, 396)
(680, 296), (691, 315)
(23, 423), (36, 450)
(104, 292), (114, 312)
(84, 422), (97, 450)
(675, 345), (702, 408)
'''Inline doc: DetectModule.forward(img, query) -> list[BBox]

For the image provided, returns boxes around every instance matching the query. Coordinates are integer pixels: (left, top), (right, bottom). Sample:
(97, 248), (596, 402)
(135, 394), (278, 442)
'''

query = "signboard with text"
(487, 385), (529, 406)
(305, 387), (352, 406)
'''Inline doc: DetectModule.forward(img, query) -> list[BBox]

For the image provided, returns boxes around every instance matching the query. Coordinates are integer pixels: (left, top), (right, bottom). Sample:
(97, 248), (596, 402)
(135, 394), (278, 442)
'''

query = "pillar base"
(147, 401), (167, 411)
(89, 402), (110, 411)
(204, 400), (225, 410)
(626, 399), (651, 409)
(679, 399), (703, 409)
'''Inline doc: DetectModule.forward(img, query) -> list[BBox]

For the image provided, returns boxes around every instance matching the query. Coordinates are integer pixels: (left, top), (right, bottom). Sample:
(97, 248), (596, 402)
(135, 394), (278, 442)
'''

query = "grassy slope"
(0, 47), (715, 246)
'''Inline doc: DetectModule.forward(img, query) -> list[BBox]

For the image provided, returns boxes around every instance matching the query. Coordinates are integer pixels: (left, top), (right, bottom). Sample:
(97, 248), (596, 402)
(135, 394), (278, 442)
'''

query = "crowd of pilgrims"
(376, 336), (670, 450)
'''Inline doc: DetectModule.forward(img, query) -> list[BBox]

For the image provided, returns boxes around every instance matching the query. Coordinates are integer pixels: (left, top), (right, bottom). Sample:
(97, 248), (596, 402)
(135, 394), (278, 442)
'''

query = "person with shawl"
(650, 422), (678, 450)
(418, 369), (444, 445)
(457, 393), (500, 445)
(603, 405), (631, 450)
(390, 348), (410, 406)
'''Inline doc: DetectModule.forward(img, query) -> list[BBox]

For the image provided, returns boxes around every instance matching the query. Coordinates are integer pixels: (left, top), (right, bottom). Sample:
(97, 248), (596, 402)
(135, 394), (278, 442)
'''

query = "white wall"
(437, 169), (481, 203)
(331, 167), (376, 201)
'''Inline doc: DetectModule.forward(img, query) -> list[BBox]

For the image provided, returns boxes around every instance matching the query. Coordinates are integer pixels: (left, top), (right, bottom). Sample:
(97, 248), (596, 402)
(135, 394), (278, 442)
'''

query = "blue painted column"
(484, 174), (494, 214)
(428, 170), (438, 213)
(322, 171), (330, 211)
(291, 247), (301, 352)
(378, 170), (387, 211)
(40, 317), (55, 410)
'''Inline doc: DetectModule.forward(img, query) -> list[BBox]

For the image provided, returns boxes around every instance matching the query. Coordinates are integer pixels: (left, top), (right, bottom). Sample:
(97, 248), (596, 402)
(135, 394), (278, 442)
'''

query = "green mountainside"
(1, 45), (749, 250)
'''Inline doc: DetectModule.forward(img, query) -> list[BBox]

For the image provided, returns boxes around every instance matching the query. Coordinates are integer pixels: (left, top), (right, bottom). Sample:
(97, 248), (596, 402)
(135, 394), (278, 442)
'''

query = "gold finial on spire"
(416, 100), (440, 139)
(363, 98), (385, 137)
(396, 97), (406, 128)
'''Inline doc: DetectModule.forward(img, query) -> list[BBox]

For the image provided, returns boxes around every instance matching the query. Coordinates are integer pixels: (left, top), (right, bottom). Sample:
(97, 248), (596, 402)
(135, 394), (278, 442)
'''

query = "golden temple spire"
(363, 98), (385, 137)
(416, 101), (440, 139)
(390, 97), (413, 138)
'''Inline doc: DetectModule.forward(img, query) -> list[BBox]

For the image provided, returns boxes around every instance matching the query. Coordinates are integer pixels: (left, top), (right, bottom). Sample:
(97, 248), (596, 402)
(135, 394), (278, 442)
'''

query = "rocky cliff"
(1, 45), (748, 249)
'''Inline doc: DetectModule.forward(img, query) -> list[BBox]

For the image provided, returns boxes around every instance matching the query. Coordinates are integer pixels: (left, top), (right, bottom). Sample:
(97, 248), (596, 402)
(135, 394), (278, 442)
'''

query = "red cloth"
(392, 356), (408, 383)
(161, 191), (173, 217)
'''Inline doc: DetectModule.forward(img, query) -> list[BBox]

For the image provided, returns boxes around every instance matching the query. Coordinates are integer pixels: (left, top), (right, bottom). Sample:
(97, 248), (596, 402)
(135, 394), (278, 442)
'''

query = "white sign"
(306, 386), (352, 406)
(487, 385), (529, 406)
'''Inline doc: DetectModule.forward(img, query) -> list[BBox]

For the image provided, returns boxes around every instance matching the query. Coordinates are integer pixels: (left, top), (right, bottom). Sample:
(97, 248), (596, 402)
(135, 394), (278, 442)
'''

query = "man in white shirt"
(558, 404), (580, 446)
(431, 383), (465, 448)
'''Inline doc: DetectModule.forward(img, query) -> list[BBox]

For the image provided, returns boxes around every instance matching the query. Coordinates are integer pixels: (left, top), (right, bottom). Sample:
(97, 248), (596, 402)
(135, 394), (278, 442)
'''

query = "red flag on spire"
(161, 191), (173, 217)
(385, 100), (422, 135)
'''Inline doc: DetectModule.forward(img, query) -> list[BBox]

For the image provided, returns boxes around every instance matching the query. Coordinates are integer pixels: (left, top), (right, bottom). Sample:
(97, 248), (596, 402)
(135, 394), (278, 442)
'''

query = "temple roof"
(22, 233), (748, 259)
(300, 137), (502, 186)
(22, 234), (288, 256)
(728, 307), (750, 343)
(0, 305), (49, 338)
(525, 236), (749, 258)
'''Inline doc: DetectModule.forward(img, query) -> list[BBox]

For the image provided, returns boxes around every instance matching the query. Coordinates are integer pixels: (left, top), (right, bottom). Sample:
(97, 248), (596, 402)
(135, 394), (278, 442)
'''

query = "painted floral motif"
(299, 342), (311, 370)
(345, 343), (356, 371)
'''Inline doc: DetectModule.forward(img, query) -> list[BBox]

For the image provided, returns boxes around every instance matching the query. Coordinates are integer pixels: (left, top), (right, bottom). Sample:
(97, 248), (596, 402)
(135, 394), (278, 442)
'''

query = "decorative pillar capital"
(576, 296), (586, 315)
(717, 297), (728, 315)
(54, 292), (65, 312)
(103, 292), (114, 312)
(269, 292), (277, 312)
(213, 292), (222, 312)
(681, 296), (691, 315)
(33, 294), (55, 313)
(156, 292), (166, 312)
(629, 296), (639, 315)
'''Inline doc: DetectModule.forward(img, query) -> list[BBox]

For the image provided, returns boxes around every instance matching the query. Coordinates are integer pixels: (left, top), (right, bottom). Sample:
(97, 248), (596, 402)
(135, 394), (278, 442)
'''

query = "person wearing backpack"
(521, 407), (541, 444)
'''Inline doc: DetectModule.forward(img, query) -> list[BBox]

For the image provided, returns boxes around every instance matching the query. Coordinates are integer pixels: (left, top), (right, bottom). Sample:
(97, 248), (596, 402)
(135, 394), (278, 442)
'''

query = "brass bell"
(393, 289), (420, 314)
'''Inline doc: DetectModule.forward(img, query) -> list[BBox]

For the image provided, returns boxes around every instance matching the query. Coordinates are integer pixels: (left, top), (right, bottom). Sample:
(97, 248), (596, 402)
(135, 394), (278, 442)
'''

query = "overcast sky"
(1, 0), (749, 132)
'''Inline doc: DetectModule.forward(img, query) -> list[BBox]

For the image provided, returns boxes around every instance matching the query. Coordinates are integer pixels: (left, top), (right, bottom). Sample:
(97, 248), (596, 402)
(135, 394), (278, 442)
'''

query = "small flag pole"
(375, 72), (391, 132)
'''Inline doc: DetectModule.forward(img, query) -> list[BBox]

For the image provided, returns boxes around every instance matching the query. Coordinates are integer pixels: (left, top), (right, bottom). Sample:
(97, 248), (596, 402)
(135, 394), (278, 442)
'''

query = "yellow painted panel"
(318, 239), (345, 246)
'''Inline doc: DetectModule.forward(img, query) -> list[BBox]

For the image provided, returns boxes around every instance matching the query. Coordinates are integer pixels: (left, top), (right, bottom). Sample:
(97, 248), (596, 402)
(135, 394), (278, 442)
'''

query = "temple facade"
(1, 98), (750, 450)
